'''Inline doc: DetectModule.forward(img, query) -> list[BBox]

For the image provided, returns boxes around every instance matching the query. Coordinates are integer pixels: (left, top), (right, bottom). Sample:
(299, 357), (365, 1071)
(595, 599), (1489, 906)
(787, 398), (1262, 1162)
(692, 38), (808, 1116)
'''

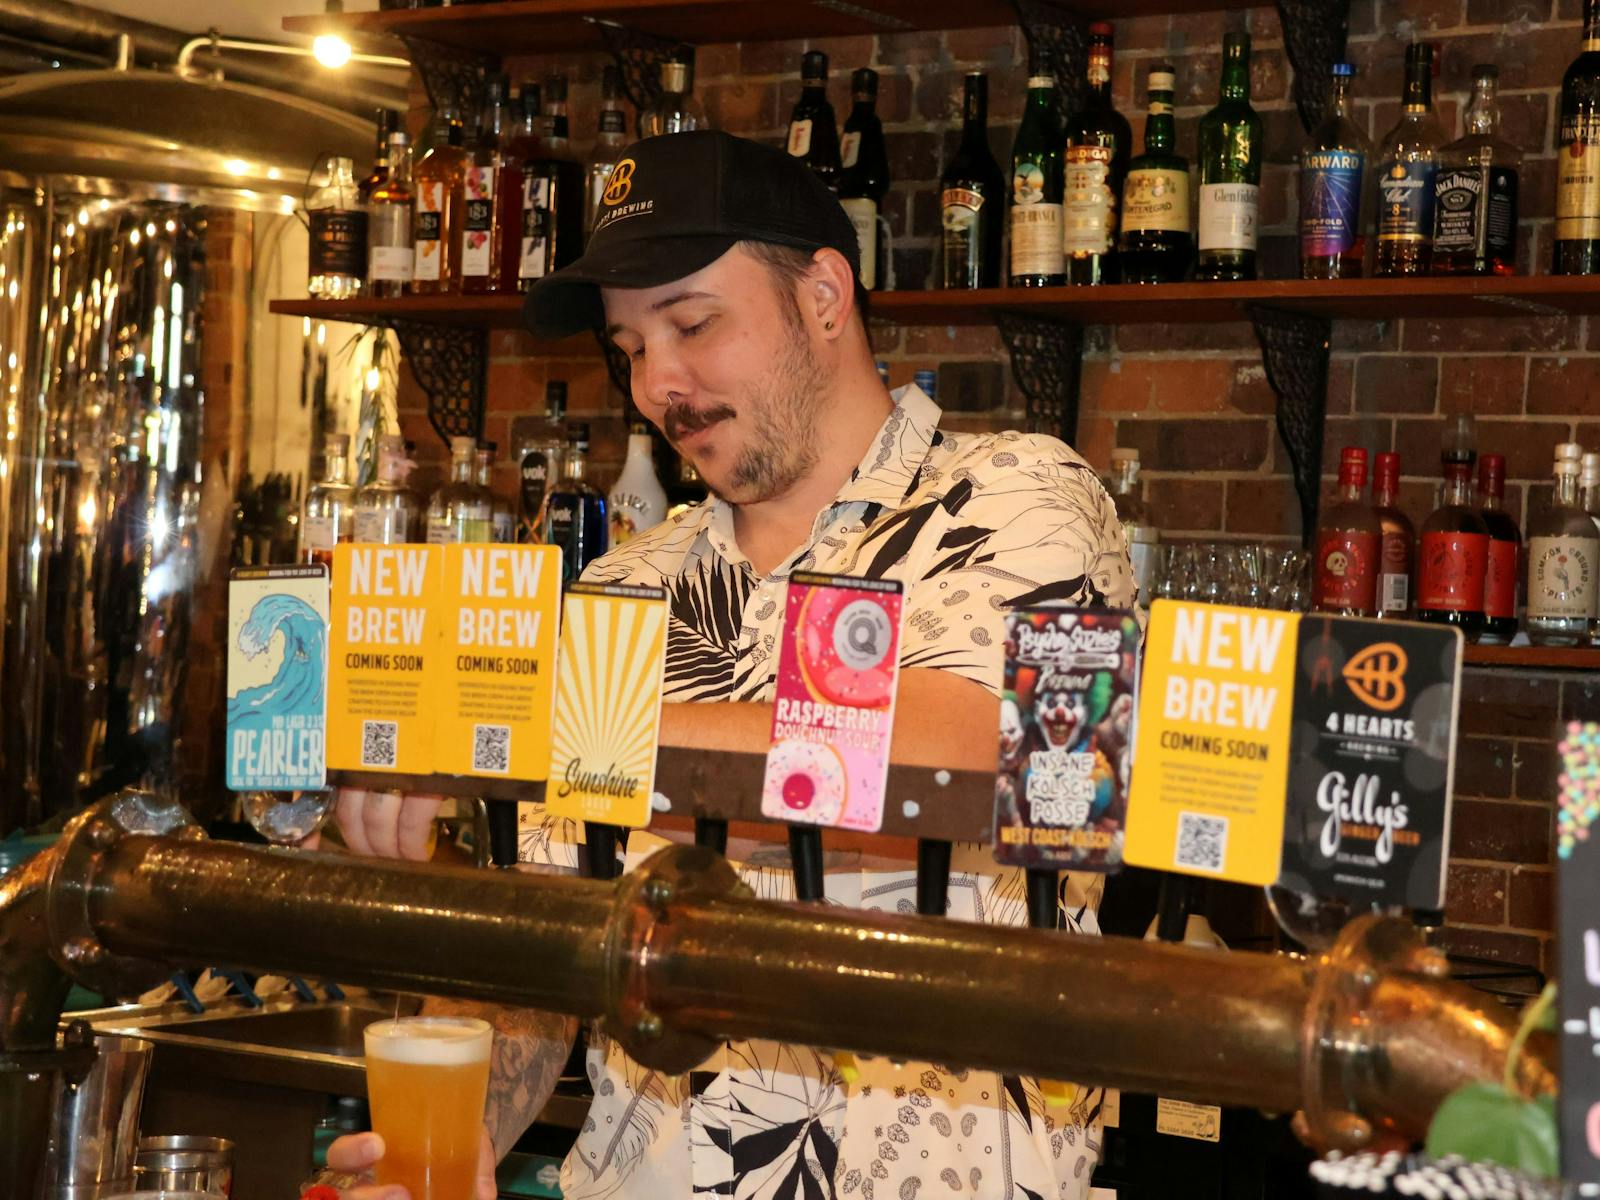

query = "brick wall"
(388, 0), (1589, 970)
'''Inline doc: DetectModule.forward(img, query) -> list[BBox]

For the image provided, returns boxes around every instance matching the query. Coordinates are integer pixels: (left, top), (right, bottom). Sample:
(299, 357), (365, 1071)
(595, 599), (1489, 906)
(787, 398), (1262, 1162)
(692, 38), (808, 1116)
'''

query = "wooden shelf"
(1462, 644), (1600, 670)
(269, 294), (528, 328)
(286, 0), (1250, 56)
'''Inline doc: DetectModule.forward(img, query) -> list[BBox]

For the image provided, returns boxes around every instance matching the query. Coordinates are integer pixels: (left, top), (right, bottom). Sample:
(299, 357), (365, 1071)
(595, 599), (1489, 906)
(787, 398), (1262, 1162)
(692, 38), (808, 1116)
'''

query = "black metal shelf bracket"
(1247, 304), (1330, 546)
(995, 311), (1084, 446)
(1276, 0), (1352, 134)
(1010, 0), (1088, 115)
(590, 19), (692, 116)
(400, 35), (495, 116)
(386, 319), (489, 446)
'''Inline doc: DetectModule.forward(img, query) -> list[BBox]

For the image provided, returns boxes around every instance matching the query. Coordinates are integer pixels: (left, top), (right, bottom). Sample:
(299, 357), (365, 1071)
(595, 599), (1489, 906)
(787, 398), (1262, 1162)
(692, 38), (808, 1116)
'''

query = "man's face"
(602, 246), (832, 505)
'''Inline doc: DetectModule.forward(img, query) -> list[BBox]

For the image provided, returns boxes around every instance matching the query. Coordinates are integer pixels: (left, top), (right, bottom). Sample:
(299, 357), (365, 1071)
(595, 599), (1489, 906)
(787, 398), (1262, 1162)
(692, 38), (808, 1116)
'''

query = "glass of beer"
(363, 1016), (493, 1200)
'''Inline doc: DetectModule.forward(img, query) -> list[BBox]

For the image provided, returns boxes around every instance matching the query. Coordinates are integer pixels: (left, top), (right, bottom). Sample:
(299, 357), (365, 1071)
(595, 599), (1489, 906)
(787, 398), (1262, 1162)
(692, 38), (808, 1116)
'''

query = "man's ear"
(804, 247), (856, 340)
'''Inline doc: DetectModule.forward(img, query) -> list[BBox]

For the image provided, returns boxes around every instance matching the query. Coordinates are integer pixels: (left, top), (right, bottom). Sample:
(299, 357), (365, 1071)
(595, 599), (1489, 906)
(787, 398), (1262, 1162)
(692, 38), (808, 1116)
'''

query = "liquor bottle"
(1313, 447), (1382, 617)
(412, 110), (468, 295)
(545, 424), (608, 584)
(787, 51), (842, 192)
(914, 368), (938, 400)
(1107, 448), (1158, 602)
(838, 68), (890, 291)
(640, 52), (706, 138)
(1372, 451), (1415, 618)
(1374, 43), (1445, 277)
(542, 74), (573, 149)
(359, 109), (396, 203)
(940, 72), (1005, 289)
(426, 435), (495, 545)
(1008, 57), (1065, 287)
(367, 131), (414, 299)
(1477, 452), (1520, 644)
(352, 434), (420, 545)
(307, 156), (367, 298)
(586, 66), (629, 236)
(1299, 62), (1370, 280)
(477, 442), (514, 544)
(1433, 65), (1520, 276)
(1120, 63), (1192, 284)
(1583, 453), (1600, 643)
(1555, 0), (1600, 275)
(517, 382), (567, 544)
(301, 432), (354, 567)
(1416, 417), (1488, 640)
(462, 74), (523, 295)
(663, 453), (708, 519)
(1526, 443), (1599, 645)
(511, 81), (544, 161)
(1064, 23), (1132, 285)
(1195, 32), (1263, 282)
(517, 83), (586, 288)
(608, 422), (669, 545)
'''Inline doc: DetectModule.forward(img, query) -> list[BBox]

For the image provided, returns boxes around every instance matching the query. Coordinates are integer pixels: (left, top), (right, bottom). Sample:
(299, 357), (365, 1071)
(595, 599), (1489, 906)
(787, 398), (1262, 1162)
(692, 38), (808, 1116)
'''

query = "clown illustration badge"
(761, 572), (904, 833)
(993, 607), (1141, 872)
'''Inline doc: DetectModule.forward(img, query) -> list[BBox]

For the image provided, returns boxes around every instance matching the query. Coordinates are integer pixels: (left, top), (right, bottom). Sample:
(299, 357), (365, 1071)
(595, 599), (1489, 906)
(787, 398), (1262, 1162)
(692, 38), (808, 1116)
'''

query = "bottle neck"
(324, 453), (349, 486)
(1374, 474), (1398, 507)
(1220, 56), (1249, 102)
(1443, 462), (1473, 505)
(1338, 473), (1365, 503)
(1586, 0), (1600, 50)
(961, 78), (988, 141)
(1329, 76), (1353, 121)
(1403, 64), (1432, 112)
(377, 453), (407, 485)
(564, 453), (588, 482)
(389, 144), (413, 188)
(479, 100), (508, 144)
(800, 78), (826, 101)
(451, 454), (476, 483)
(1086, 42), (1112, 104)
(1110, 459), (1138, 495)
(1145, 91), (1175, 151)
(851, 95), (878, 118)
(1557, 469), (1582, 506)
(1480, 485), (1503, 513)
(628, 433), (653, 459)
(1465, 82), (1500, 136)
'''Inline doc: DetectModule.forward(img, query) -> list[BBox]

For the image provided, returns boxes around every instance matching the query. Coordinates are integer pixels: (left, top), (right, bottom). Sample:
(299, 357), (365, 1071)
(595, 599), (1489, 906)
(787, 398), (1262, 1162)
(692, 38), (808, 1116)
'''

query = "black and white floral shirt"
(520, 384), (1135, 1200)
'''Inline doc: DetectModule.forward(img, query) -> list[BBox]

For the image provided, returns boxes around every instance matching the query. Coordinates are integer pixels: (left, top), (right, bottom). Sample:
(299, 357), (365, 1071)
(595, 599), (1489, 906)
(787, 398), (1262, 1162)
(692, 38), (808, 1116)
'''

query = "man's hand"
(324, 1128), (497, 1200)
(331, 789), (444, 860)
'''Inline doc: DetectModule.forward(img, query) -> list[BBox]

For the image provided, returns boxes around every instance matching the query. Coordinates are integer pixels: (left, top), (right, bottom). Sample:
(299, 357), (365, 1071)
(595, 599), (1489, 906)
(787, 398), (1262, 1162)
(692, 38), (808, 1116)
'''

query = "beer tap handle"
(1026, 868), (1058, 932)
(1155, 873), (1192, 943)
(788, 826), (824, 902)
(485, 799), (520, 868)
(695, 816), (729, 857)
(585, 823), (620, 881)
(916, 839), (952, 917)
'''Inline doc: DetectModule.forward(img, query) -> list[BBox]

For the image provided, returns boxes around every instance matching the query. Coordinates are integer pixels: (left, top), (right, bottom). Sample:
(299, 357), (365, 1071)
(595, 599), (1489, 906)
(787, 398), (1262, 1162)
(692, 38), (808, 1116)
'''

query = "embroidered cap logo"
(603, 159), (636, 206)
(1342, 642), (1408, 713)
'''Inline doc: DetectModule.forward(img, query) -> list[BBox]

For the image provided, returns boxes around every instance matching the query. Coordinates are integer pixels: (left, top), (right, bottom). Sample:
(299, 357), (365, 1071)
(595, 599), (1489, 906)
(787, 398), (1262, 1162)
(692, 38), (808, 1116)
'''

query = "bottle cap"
(1111, 446), (1140, 463)
(1584, 451), (1600, 482)
(851, 67), (878, 97)
(1338, 446), (1368, 486)
(913, 369), (937, 390)
(801, 50), (829, 81)
(1556, 441), (1583, 461)
(1149, 64), (1176, 91)
(450, 435), (477, 456)
(325, 432), (351, 454)
(1331, 62), (1354, 77)
(1088, 20), (1114, 36)
(1472, 63), (1498, 80)
(1479, 452), (1506, 495)
(387, 130), (410, 149)
(631, 420), (650, 435)
(1375, 450), (1400, 475)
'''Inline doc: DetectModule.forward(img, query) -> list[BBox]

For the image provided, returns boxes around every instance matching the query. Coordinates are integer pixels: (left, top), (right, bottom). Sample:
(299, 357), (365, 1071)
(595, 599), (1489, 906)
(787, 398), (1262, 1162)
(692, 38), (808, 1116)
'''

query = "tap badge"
(603, 159), (635, 205)
(1340, 641), (1407, 712)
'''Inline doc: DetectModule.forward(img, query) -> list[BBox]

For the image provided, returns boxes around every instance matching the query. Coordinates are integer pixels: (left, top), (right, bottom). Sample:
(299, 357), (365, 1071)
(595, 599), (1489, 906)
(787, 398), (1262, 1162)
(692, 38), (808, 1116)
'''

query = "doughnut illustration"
(765, 738), (848, 826)
(795, 588), (896, 709)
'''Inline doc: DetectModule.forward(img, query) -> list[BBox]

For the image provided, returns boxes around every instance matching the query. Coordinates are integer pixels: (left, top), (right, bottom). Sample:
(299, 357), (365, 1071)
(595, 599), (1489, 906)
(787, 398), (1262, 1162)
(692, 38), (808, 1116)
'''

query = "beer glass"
(363, 1016), (492, 1200)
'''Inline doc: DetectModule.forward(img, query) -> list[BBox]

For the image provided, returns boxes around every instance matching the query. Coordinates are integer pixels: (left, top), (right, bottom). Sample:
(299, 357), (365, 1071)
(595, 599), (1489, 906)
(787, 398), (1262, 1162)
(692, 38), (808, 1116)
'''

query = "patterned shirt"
(520, 384), (1135, 1200)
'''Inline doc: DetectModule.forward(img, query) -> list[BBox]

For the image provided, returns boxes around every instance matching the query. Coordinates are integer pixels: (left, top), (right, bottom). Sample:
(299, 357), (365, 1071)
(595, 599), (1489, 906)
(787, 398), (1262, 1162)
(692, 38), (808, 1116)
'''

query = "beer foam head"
(363, 1016), (492, 1065)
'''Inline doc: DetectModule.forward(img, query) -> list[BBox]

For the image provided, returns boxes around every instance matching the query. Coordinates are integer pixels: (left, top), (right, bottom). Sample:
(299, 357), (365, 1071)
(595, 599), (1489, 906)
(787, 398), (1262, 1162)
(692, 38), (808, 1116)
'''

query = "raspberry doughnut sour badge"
(761, 572), (904, 833)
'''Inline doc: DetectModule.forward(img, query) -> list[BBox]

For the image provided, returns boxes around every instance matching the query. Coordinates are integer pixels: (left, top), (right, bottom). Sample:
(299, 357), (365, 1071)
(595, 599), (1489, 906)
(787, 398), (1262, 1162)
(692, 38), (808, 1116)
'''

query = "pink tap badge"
(761, 572), (904, 833)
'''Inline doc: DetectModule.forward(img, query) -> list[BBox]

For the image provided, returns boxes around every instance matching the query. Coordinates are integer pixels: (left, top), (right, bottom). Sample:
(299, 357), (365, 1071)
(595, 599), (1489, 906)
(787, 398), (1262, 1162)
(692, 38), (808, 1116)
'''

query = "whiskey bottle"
(1120, 63), (1192, 284)
(1416, 417), (1488, 640)
(585, 66), (629, 236)
(787, 51), (842, 192)
(1555, 0), (1600, 274)
(367, 131), (414, 299)
(352, 435), (420, 545)
(1312, 447), (1381, 618)
(545, 424), (608, 584)
(462, 74), (523, 295)
(1008, 57), (1065, 287)
(940, 72), (1005, 289)
(412, 109), (468, 295)
(307, 156), (367, 298)
(1064, 23), (1132, 284)
(838, 68), (890, 290)
(426, 436), (495, 545)
(1433, 65), (1520, 276)
(1375, 43), (1445, 277)
(1526, 443), (1599, 645)
(1196, 33), (1262, 282)
(358, 108), (396, 204)
(640, 53), (707, 138)
(1373, 451), (1415, 618)
(517, 81), (585, 288)
(1477, 452), (1520, 643)
(301, 432), (354, 567)
(1299, 63), (1370, 279)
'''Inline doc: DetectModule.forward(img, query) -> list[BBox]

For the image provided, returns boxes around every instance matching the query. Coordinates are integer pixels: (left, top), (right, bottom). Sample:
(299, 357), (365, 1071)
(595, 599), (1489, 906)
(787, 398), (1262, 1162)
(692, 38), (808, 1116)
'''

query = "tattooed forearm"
(421, 997), (579, 1159)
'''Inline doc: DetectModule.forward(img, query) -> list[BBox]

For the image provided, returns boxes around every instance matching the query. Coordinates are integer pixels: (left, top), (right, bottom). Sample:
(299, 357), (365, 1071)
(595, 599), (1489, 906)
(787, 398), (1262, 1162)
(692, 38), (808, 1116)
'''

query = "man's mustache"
(665, 403), (736, 442)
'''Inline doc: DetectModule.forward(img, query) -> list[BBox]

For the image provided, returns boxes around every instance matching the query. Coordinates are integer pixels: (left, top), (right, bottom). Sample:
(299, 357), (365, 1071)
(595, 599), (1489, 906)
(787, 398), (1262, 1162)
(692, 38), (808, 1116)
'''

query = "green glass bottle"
(1008, 54), (1065, 287)
(1196, 32), (1263, 282)
(1119, 63), (1192, 283)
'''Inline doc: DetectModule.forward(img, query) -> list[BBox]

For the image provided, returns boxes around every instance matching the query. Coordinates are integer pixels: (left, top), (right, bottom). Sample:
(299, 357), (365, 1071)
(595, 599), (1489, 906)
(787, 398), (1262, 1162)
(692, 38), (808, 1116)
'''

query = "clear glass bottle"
(1554, 0), (1600, 275)
(368, 130), (414, 299)
(427, 435), (495, 545)
(477, 442), (514, 544)
(1300, 62), (1371, 280)
(586, 66), (629, 236)
(940, 72), (1006, 289)
(411, 109), (469, 295)
(1375, 43), (1445, 277)
(308, 156), (367, 298)
(1009, 55), (1066, 288)
(545, 423), (608, 585)
(1373, 451), (1415, 618)
(462, 74), (524, 295)
(1107, 448), (1158, 603)
(1313, 447), (1382, 617)
(302, 432), (355, 567)
(788, 50), (842, 192)
(1433, 65), (1521, 277)
(608, 422), (669, 546)
(1120, 62), (1191, 284)
(517, 79), (585, 289)
(1416, 416), (1488, 640)
(641, 53), (706, 138)
(1064, 23), (1132, 285)
(1477, 452), (1520, 643)
(1196, 33), (1263, 282)
(352, 434), (420, 545)
(1527, 443), (1599, 645)
(516, 382), (567, 544)
(664, 454), (707, 519)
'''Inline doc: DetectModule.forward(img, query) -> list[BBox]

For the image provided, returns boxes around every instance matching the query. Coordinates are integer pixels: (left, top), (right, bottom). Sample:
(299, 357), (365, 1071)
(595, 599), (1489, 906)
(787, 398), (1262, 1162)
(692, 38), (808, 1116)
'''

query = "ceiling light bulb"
(312, 34), (352, 69)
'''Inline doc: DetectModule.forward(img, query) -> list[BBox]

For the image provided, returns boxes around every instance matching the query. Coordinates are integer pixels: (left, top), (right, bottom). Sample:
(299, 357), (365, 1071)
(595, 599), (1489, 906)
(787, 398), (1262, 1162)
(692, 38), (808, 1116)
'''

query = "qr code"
(1175, 812), (1227, 873)
(361, 720), (398, 768)
(473, 724), (511, 774)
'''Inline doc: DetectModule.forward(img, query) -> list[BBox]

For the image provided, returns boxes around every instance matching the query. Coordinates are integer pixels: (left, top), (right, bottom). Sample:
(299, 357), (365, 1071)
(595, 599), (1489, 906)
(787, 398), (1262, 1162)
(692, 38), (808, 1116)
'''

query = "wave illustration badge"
(227, 565), (331, 791)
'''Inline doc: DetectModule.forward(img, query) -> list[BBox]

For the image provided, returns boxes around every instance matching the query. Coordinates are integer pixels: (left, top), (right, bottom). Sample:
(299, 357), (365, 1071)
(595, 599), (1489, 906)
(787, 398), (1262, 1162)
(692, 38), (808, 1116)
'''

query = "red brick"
(1395, 417), (1570, 482)
(1507, 868), (1554, 933)
(1438, 356), (1528, 415)
(1224, 476), (1301, 536)
(1321, 417), (1394, 473)
(875, 30), (944, 67)
(1450, 798), (1552, 865)
(902, 324), (1003, 357)
(1513, 738), (1561, 803)
(1467, 0), (1546, 21)
(1461, 669), (1562, 736)
(1446, 863), (1507, 927)
(1456, 736), (1516, 798)
(1112, 15), (1173, 51)
(1083, 359), (1235, 415)
(1434, 925), (1545, 969)
(1114, 321), (1259, 353)
(946, 25), (1019, 65)
(1379, 0), (1469, 29)
(1114, 417), (1270, 472)
(1353, 355), (1440, 413)
(1528, 356), (1600, 415)
(1145, 477), (1226, 533)
(702, 81), (779, 132)
(1230, 360), (1276, 415)
(1402, 316), (1584, 353)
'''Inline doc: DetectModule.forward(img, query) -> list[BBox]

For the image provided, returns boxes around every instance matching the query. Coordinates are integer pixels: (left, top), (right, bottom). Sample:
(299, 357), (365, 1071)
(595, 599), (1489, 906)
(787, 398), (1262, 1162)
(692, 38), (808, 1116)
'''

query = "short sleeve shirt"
(525, 384), (1135, 1200)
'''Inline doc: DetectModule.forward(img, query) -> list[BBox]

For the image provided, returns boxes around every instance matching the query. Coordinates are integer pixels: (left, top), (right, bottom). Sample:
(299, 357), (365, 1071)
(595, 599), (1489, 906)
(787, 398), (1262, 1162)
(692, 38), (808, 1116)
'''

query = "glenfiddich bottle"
(1313, 447), (1381, 618)
(1120, 63), (1191, 284)
(1064, 22), (1132, 284)
(1527, 443), (1599, 645)
(1373, 451), (1415, 618)
(1300, 63), (1370, 279)
(1477, 452), (1520, 644)
(1196, 33), (1262, 282)
(787, 51), (842, 192)
(1433, 65), (1520, 276)
(1375, 43), (1445, 277)
(1416, 417), (1488, 641)
(1008, 56), (1065, 287)
(1555, 0), (1600, 274)
(838, 69), (890, 290)
(940, 72), (1005, 289)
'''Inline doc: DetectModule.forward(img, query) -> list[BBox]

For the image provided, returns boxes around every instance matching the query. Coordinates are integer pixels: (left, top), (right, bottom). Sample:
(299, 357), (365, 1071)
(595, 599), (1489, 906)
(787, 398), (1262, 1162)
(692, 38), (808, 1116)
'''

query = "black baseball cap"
(523, 129), (860, 339)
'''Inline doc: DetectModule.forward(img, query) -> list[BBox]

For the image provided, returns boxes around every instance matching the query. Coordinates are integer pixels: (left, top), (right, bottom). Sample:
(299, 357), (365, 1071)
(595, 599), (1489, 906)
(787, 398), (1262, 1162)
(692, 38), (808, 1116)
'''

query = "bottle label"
(1122, 168), (1190, 234)
(787, 119), (814, 159)
(428, 516), (493, 545)
(1313, 528), (1380, 612)
(462, 167), (495, 278)
(1063, 145), (1116, 255)
(519, 451), (552, 541)
(1556, 123), (1600, 240)
(1417, 530), (1488, 613)
(1087, 47), (1111, 88)
(1433, 167), (1483, 253)
(1197, 182), (1259, 252)
(492, 510), (514, 544)
(520, 174), (551, 281)
(308, 208), (368, 280)
(840, 130), (861, 169)
(840, 196), (879, 290)
(1527, 534), (1598, 619)
(1299, 150), (1363, 257)
(1378, 528), (1411, 615)
(1486, 170), (1517, 258)
(941, 187), (985, 287)
(352, 509), (402, 544)
(302, 514), (337, 553)
(1377, 159), (1437, 244)
(599, 110), (626, 134)
(608, 493), (652, 545)
(1009, 202), (1064, 279)
(1484, 537), (1517, 619)
(369, 244), (414, 283)
(414, 180), (444, 281)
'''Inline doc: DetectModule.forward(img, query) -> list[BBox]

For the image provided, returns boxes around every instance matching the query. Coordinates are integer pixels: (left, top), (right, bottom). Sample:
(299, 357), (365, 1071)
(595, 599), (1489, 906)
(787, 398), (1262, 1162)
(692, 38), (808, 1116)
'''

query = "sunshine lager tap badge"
(1278, 617), (1461, 909)
(544, 582), (668, 828)
(227, 565), (330, 791)
(993, 607), (1140, 872)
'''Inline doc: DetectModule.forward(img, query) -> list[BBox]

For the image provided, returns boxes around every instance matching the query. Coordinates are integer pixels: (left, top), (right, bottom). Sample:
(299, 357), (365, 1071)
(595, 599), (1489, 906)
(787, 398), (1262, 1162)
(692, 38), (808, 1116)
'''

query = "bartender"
(328, 129), (1134, 1200)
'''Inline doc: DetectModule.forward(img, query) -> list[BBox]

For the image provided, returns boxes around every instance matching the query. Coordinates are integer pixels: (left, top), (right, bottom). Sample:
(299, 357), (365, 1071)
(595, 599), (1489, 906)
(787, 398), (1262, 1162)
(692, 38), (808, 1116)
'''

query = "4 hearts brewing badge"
(993, 607), (1140, 872)
(1278, 617), (1462, 910)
